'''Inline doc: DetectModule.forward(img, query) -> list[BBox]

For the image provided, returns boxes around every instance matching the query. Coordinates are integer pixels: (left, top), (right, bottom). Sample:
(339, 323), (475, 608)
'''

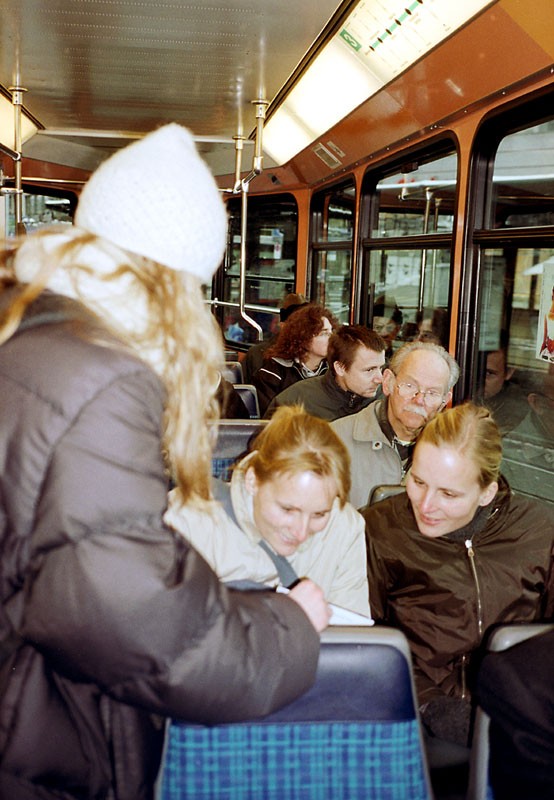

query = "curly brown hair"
(266, 303), (337, 361)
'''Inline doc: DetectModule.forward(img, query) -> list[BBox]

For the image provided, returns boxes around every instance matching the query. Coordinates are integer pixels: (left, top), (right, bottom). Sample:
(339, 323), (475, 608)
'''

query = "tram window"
(477, 246), (554, 506)
(359, 145), (457, 352)
(367, 248), (451, 350)
(312, 249), (352, 325)
(473, 106), (554, 508)
(310, 181), (354, 323)
(491, 120), (554, 229)
(374, 154), (456, 238)
(216, 194), (298, 345)
(313, 184), (354, 242)
(2, 191), (73, 236)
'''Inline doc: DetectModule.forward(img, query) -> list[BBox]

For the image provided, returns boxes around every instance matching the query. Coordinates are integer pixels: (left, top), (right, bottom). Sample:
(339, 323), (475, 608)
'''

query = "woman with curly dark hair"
(253, 303), (336, 415)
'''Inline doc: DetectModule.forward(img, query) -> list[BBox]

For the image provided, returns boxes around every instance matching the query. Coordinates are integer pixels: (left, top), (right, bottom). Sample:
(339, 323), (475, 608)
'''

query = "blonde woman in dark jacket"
(0, 125), (327, 800)
(362, 403), (554, 748)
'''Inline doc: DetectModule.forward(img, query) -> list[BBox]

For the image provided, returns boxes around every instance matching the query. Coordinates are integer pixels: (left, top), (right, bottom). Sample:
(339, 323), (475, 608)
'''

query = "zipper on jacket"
(465, 538), (484, 638)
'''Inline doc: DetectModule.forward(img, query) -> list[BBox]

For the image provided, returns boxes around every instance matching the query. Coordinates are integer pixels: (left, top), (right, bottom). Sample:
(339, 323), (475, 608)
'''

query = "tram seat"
(368, 483), (406, 506)
(232, 383), (260, 418)
(466, 622), (554, 800)
(211, 419), (267, 481)
(158, 626), (434, 800)
(221, 360), (243, 384)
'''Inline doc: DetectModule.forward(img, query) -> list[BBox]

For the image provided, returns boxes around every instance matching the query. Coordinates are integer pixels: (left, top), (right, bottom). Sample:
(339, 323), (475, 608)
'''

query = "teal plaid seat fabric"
(159, 628), (433, 800)
(211, 456), (236, 481)
(161, 719), (429, 799)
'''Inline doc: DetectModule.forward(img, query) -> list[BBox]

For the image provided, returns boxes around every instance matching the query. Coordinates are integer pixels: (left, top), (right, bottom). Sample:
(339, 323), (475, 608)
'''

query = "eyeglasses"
(394, 379), (445, 406)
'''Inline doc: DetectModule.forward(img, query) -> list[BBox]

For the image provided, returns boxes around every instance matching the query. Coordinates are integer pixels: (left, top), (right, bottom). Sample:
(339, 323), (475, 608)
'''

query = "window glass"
(491, 120), (554, 228)
(312, 249), (352, 324)
(313, 184), (354, 242)
(374, 153), (456, 237)
(3, 191), (73, 236)
(310, 181), (355, 323)
(222, 195), (298, 344)
(368, 247), (451, 353)
(477, 246), (554, 507)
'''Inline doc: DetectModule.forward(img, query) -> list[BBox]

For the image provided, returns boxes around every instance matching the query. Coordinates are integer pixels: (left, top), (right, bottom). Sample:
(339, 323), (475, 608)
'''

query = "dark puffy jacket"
(362, 482), (554, 704)
(253, 357), (327, 416)
(0, 290), (319, 800)
(264, 369), (374, 421)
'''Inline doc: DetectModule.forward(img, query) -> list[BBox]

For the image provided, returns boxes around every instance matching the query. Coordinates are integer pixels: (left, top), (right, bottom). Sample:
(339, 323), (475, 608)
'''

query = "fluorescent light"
(262, 109), (315, 166)
(0, 91), (38, 153)
(263, 0), (493, 166)
(285, 39), (383, 135)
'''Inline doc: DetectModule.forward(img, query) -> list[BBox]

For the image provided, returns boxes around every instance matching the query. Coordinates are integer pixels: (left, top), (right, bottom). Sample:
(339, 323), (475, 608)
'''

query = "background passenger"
(264, 325), (386, 421)
(241, 293), (307, 383)
(501, 365), (554, 504)
(0, 125), (325, 800)
(480, 336), (527, 434)
(253, 303), (336, 415)
(372, 297), (403, 359)
(166, 406), (371, 617)
(331, 341), (459, 508)
(417, 308), (449, 347)
(362, 403), (554, 749)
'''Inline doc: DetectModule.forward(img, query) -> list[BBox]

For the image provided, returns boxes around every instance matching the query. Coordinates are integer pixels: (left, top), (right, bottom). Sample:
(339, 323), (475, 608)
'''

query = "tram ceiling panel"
(0, 0), (341, 175)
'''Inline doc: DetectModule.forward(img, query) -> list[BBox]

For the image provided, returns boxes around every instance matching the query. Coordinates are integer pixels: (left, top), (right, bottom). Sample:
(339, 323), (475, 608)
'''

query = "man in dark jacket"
(0, 125), (327, 800)
(264, 325), (386, 420)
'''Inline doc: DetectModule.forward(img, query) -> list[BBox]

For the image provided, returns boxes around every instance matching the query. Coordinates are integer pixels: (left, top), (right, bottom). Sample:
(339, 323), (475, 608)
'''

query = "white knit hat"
(75, 123), (227, 281)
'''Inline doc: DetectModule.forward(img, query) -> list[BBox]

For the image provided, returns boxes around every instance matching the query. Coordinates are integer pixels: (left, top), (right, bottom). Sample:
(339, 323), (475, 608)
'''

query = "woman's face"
(245, 467), (338, 556)
(406, 441), (498, 538)
(305, 317), (333, 362)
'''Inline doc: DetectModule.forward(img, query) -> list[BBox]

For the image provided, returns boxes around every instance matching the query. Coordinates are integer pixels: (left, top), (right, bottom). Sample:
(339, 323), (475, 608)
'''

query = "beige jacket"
(331, 398), (403, 509)
(165, 454), (370, 616)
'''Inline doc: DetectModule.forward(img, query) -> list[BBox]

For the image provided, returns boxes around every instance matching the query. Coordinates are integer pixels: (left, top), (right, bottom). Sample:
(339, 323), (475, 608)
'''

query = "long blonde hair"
(0, 227), (222, 506)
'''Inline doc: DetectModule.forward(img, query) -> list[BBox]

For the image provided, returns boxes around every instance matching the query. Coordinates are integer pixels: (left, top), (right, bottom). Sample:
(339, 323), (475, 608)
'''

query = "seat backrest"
(211, 419), (267, 480)
(369, 483), (406, 505)
(221, 360), (243, 384)
(467, 622), (554, 800)
(232, 383), (260, 418)
(159, 626), (433, 800)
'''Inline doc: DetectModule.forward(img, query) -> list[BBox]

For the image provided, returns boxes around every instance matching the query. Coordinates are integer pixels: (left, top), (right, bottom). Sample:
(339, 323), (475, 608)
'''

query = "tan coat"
(331, 399), (403, 509)
(166, 454), (371, 616)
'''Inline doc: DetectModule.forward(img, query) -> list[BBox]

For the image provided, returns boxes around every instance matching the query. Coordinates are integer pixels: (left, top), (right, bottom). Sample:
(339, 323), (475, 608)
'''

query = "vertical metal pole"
(9, 85), (26, 230)
(235, 99), (269, 341)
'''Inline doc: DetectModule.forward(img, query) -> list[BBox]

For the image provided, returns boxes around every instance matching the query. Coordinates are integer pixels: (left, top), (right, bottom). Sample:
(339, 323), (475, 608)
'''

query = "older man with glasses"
(331, 341), (460, 509)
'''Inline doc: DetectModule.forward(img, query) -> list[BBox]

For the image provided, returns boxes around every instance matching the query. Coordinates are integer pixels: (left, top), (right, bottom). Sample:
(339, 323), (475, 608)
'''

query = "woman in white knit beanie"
(0, 125), (328, 800)
(5, 124), (229, 505)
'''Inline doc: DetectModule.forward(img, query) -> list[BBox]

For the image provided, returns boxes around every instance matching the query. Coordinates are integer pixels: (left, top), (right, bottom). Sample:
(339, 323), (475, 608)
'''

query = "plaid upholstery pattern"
(211, 456), (236, 481)
(161, 719), (430, 799)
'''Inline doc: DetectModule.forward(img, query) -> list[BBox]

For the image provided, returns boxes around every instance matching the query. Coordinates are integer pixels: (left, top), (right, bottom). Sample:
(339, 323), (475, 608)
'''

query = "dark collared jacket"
(362, 481), (554, 704)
